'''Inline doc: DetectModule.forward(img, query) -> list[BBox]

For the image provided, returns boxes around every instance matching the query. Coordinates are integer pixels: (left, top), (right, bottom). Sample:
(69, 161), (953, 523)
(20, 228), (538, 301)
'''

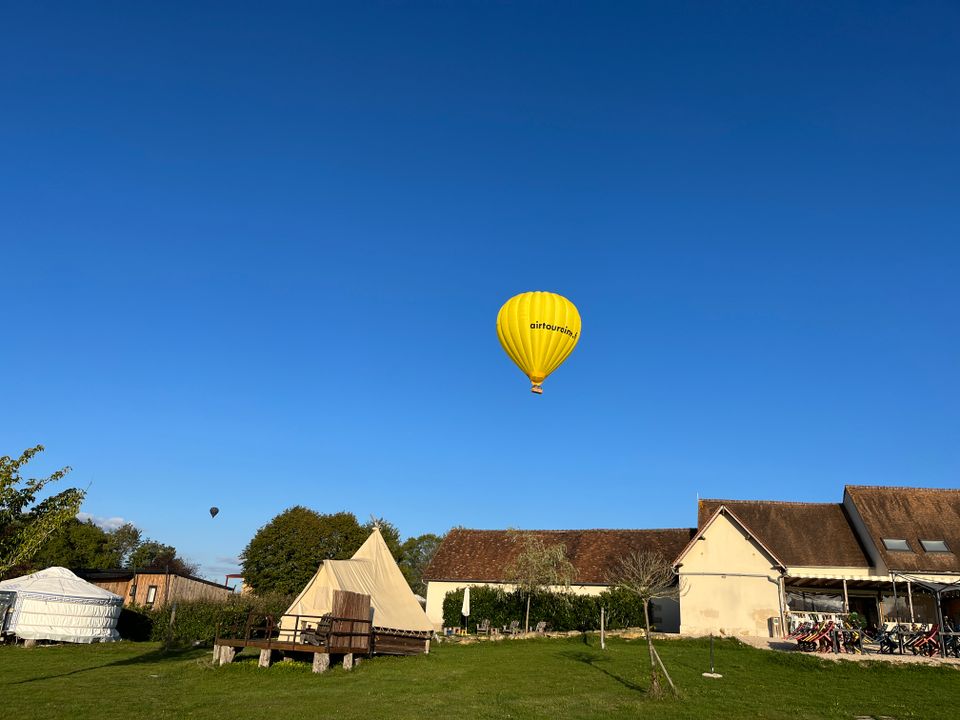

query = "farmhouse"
(422, 528), (694, 631)
(679, 485), (960, 636)
(424, 485), (960, 636)
(76, 568), (234, 609)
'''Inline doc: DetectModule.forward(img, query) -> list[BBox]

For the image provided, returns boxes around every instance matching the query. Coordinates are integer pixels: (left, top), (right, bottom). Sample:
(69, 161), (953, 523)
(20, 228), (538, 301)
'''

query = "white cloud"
(77, 512), (132, 532)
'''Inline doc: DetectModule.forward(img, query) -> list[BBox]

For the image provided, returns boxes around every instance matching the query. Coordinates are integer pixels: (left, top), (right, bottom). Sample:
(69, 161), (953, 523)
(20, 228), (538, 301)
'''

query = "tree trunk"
(643, 599), (662, 698)
(525, 594), (531, 634)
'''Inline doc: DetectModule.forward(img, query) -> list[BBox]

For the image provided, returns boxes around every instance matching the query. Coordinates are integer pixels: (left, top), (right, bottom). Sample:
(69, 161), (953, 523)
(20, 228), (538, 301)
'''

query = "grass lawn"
(2, 635), (958, 719)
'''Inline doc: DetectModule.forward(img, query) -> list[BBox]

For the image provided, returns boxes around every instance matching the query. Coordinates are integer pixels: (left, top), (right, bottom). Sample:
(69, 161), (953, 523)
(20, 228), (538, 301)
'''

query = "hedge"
(441, 586), (655, 632)
(118, 592), (292, 645)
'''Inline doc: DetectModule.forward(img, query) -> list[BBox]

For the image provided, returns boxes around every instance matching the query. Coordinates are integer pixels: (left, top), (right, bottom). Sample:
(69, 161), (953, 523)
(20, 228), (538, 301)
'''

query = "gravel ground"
(735, 634), (960, 666)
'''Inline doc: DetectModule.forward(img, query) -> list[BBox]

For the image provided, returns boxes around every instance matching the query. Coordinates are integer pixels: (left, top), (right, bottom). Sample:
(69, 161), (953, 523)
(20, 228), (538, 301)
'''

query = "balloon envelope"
(209, 507), (219, 518)
(496, 291), (581, 394)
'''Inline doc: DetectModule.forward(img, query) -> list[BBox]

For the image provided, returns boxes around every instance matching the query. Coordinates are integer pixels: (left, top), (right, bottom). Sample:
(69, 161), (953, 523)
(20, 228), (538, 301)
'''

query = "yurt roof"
(0, 567), (123, 604)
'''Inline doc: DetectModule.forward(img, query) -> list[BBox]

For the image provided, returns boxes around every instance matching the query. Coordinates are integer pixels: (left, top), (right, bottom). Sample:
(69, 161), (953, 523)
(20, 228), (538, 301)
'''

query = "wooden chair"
(503, 620), (520, 635)
(300, 614), (334, 646)
(533, 621), (547, 634)
(476, 619), (491, 636)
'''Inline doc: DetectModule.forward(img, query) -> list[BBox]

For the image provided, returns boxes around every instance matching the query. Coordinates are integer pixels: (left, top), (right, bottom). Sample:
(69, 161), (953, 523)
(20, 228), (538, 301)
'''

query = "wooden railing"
(216, 611), (372, 652)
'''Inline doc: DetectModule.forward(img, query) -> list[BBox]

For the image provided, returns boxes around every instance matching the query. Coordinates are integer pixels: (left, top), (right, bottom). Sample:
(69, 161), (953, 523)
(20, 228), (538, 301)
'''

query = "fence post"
(600, 607), (605, 650)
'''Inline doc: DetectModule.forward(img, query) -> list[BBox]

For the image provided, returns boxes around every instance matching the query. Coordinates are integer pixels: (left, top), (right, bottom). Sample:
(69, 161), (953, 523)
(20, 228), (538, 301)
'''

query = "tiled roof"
(423, 528), (696, 584)
(844, 485), (960, 573)
(697, 499), (871, 568)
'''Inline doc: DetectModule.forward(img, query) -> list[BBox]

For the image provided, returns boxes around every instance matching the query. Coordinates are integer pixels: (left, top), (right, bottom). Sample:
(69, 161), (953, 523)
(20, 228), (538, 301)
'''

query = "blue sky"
(2, 2), (957, 579)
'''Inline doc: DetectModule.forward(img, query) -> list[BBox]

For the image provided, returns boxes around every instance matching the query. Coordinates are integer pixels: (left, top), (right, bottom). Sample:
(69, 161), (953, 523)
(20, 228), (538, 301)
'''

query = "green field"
(2, 636), (957, 719)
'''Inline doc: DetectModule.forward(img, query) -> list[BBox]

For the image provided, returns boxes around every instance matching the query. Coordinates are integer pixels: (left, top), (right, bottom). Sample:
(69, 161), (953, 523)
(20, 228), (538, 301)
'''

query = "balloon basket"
(530, 384), (543, 395)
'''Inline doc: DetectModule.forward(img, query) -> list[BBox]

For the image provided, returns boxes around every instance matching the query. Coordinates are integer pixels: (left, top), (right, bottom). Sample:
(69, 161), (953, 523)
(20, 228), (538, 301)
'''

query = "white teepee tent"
(0, 567), (123, 643)
(280, 527), (433, 637)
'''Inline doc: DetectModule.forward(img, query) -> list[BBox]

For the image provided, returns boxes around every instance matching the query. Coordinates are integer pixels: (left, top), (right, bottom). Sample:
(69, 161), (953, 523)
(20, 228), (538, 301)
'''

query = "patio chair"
(476, 619), (491, 636)
(533, 621), (547, 634)
(503, 620), (521, 635)
(910, 625), (940, 657)
(300, 614), (333, 646)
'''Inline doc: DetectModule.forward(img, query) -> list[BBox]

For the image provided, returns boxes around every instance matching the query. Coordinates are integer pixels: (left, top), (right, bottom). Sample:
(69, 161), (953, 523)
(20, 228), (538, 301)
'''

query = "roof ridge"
(701, 498), (841, 508)
(845, 485), (960, 493)
(450, 527), (695, 533)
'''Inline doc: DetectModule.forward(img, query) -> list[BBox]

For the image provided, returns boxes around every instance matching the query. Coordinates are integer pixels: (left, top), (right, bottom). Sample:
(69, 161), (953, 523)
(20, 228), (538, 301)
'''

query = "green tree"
(503, 530), (576, 633)
(129, 541), (199, 575)
(241, 507), (369, 595)
(31, 518), (118, 569)
(109, 523), (142, 567)
(0, 445), (84, 578)
(398, 533), (443, 595)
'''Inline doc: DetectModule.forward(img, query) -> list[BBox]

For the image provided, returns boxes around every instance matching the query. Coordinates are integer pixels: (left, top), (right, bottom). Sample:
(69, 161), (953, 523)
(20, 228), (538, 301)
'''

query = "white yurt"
(0, 567), (123, 643)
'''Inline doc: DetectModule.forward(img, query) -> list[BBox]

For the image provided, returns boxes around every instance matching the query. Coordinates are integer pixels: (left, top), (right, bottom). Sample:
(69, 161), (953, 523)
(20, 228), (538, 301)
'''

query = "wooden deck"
(215, 630), (428, 657)
(213, 591), (430, 673)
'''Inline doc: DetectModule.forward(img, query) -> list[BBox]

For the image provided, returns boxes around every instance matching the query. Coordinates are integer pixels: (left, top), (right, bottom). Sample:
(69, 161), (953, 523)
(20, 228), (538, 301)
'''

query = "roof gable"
(844, 485), (960, 573)
(675, 505), (787, 568)
(424, 528), (696, 584)
(696, 499), (870, 568)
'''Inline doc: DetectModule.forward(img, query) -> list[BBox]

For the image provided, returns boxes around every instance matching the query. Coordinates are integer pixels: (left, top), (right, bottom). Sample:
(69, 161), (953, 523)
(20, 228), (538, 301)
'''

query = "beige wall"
(678, 512), (782, 637)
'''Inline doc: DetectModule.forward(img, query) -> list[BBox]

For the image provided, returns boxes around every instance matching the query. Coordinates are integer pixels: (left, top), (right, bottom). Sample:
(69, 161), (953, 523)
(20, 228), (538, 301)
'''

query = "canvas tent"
(280, 527), (433, 639)
(0, 567), (122, 643)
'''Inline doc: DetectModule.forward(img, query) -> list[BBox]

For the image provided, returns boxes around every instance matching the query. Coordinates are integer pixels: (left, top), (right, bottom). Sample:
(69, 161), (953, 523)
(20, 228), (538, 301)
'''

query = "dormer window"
(920, 539), (950, 553)
(882, 538), (910, 551)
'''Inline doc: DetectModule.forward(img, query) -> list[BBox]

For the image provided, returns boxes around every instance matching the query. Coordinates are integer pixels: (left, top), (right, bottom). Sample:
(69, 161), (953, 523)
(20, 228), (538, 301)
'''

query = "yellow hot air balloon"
(496, 291), (581, 394)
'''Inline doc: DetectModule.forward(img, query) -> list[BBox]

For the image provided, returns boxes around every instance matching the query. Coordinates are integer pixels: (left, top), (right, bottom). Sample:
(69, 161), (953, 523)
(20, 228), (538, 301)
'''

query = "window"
(920, 539), (950, 553)
(145, 586), (158, 606)
(882, 538), (910, 551)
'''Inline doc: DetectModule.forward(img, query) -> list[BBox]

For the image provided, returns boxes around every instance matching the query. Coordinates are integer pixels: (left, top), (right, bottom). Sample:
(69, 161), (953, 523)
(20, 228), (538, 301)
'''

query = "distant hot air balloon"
(209, 507), (219, 519)
(497, 291), (581, 394)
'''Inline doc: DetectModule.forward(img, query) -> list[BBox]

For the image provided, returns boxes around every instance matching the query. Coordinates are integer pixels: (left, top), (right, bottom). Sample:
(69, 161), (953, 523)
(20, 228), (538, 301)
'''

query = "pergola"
(784, 573), (895, 617)
(890, 572), (960, 654)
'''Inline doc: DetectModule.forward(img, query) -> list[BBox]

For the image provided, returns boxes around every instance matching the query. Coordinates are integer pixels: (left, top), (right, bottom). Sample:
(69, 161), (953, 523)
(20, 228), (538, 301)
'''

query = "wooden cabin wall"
(167, 575), (234, 603)
(89, 579), (132, 598)
(122, 573), (233, 608)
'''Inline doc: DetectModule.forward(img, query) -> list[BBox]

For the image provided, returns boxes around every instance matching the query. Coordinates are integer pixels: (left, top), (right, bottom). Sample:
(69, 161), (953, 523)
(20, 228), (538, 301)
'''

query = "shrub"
(117, 592), (292, 645)
(441, 586), (653, 632)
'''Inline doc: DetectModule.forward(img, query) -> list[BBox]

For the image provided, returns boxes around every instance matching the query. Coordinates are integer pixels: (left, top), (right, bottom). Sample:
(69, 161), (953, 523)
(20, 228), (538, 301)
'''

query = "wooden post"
(651, 645), (678, 696)
(907, 582), (915, 623)
(258, 648), (273, 668)
(218, 646), (236, 665)
(213, 645), (221, 665)
(777, 575), (787, 638)
(165, 601), (178, 650)
(892, 578), (899, 621)
(343, 653), (354, 670)
(842, 579), (849, 614)
(600, 607), (605, 650)
(312, 652), (330, 674)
